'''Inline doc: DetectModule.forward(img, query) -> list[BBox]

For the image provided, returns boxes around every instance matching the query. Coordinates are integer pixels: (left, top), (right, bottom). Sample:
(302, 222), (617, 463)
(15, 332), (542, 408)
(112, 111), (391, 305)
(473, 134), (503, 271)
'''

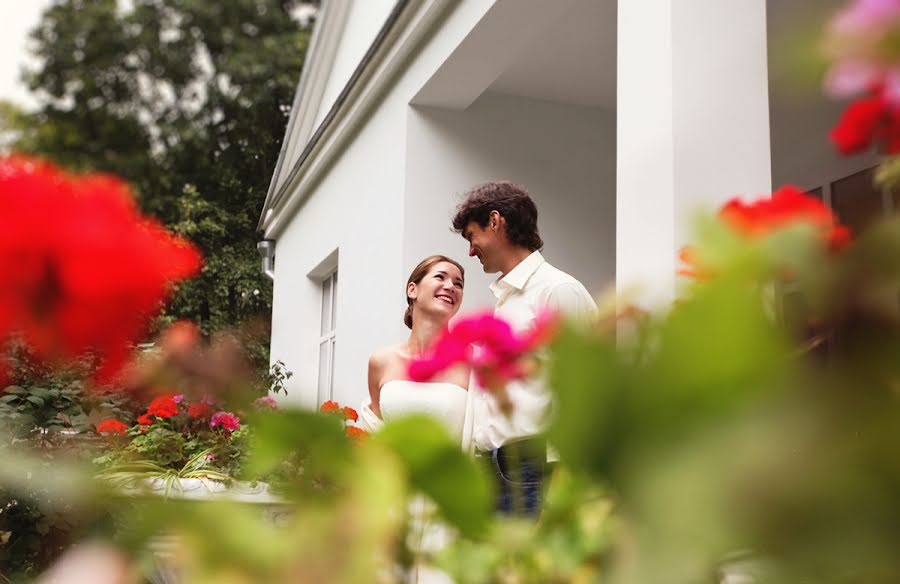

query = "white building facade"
(258, 0), (881, 407)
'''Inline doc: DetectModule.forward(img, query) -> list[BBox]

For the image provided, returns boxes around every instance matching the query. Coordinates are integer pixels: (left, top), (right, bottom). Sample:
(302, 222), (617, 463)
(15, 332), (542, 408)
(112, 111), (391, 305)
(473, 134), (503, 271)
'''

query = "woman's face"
(408, 261), (464, 322)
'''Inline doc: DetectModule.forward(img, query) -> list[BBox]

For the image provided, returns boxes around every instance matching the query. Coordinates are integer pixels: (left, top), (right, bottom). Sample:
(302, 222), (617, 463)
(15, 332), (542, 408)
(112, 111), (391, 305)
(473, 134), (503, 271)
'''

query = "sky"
(0, 1), (56, 110)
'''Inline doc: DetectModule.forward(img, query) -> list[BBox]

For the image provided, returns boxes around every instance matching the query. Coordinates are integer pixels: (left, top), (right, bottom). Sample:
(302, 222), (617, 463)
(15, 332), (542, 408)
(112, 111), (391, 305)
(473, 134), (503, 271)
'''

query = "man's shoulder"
(531, 259), (586, 289)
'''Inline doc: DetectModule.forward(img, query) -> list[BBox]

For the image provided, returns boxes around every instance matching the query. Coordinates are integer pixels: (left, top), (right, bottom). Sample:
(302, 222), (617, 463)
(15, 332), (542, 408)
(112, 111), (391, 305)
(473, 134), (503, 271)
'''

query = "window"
(808, 166), (893, 233)
(317, 270), (338, 405)
(788, 167), (896, 358)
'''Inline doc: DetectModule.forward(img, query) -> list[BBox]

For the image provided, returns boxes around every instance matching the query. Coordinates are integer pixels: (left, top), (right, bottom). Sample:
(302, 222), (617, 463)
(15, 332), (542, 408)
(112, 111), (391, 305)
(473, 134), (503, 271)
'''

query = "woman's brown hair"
(404, 255), (465, 329)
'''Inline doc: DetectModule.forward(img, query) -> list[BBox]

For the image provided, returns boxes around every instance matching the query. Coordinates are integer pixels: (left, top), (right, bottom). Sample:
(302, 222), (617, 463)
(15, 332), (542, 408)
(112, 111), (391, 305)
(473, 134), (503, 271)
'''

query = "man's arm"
(545, 281), (598, 321)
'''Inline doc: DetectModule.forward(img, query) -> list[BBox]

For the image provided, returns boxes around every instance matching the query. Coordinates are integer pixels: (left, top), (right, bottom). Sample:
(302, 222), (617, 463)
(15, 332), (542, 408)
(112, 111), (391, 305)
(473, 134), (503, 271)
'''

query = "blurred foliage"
(0, 0), (315, 360)
(0, 352), (129, 578)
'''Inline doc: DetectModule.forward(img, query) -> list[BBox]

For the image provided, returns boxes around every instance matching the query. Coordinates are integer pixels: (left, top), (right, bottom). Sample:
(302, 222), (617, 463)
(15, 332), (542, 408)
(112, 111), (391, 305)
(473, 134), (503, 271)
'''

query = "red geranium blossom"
(147, 395), (179, 419)
(346, 426), (368, 442)
(96, 419), (127, 435)
(408, 309), (560, 392)
(0, 155), (202, 384)
(210, 411), (240, 432)
(187, 402), (214, 419)
(341, 406), (359, 422)
(677, 246), (714, 281)
(719, 185), (852, 252)
(830, 86), (900, 155)
(137, 414), (153, 425)
(679, 186), (852, 280)
(320, 400), (340, 414)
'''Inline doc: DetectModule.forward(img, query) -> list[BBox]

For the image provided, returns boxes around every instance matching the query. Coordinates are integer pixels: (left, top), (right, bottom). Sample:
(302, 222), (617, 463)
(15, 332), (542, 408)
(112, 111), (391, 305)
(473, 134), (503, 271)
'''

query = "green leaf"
(245, 409), (349, 478)
(29, 387), (51, 400)
(25, 395), (45, 407)
(375, 415), (493, 538)
(548, 326), (632, 479)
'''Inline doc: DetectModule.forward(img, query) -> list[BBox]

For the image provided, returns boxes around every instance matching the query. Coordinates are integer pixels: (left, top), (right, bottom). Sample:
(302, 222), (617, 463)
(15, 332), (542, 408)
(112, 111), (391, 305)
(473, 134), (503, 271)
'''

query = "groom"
(452, 180), (597, 515)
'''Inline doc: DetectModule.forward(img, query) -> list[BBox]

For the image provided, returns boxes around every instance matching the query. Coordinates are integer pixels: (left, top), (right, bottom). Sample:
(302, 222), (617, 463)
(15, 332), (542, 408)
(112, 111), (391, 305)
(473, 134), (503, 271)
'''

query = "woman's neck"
(406, 315), (447, 357)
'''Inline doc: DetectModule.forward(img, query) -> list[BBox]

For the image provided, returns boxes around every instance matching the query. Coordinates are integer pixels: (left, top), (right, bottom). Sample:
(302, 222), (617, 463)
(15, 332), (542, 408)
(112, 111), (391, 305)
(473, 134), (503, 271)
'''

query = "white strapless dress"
(361, 380), (473, 584)
(379, 380), (468, 440)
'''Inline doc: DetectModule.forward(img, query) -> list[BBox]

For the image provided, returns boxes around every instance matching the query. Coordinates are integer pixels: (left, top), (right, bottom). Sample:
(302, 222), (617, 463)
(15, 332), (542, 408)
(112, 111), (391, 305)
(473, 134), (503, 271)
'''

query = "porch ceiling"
(488, 0), (616, 108)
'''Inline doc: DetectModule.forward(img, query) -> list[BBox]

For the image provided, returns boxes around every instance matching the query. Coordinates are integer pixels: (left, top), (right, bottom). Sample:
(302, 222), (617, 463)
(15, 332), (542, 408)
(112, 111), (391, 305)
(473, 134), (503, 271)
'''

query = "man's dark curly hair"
(452, 181), (543, 251)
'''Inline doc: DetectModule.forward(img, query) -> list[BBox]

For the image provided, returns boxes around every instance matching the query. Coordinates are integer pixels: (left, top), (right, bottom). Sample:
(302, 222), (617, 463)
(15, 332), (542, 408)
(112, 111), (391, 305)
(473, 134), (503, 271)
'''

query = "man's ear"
(407, 281), (418, 301)
(489, 210), (502, 231)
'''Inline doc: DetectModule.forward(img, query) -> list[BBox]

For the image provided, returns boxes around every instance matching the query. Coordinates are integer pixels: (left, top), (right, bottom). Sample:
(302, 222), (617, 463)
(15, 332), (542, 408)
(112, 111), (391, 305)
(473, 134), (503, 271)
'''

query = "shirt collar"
(489, 250), (545, 299)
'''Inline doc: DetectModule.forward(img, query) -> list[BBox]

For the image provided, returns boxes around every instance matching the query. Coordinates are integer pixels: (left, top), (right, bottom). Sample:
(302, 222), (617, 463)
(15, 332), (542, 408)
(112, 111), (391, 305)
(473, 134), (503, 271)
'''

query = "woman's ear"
(407, 281), (418, 301)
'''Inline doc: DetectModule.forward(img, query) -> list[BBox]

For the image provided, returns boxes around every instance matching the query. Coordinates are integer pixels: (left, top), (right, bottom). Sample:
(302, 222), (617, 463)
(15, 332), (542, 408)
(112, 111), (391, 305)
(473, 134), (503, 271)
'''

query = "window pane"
(317, 340), (330, 404)
(321, 276), (332, 335)
(328, 337), (336, 400)
(831, 167), (883, 234)
(330, 272), (338, 329)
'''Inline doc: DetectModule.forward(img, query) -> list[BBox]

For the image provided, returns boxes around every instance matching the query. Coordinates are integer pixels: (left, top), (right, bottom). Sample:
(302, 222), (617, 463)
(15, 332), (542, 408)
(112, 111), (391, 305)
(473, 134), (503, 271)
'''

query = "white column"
(616, 0), (772, 307)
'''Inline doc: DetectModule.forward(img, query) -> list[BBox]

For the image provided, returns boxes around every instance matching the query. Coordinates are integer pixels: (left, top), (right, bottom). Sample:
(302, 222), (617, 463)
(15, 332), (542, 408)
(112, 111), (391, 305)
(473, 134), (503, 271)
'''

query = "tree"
(7, 0), (314, 346)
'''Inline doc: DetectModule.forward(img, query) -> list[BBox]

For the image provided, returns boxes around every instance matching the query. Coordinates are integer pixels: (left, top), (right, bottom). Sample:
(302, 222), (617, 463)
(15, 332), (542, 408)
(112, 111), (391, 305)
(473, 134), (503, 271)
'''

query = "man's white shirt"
(473, 250), (597, 452)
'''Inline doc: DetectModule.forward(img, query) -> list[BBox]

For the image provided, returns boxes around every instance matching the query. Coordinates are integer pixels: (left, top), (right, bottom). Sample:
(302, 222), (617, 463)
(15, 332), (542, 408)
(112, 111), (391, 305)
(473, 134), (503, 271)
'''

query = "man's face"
(462, 220), (502, 273)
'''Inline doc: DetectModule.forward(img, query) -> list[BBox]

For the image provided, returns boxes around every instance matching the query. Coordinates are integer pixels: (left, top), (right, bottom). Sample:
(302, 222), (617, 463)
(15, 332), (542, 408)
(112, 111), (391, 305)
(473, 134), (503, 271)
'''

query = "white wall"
(270, 0), (502, 408)
(270, 101), (407, 408)
(311, 0), (398, 132)
(404, 92), (616, 312)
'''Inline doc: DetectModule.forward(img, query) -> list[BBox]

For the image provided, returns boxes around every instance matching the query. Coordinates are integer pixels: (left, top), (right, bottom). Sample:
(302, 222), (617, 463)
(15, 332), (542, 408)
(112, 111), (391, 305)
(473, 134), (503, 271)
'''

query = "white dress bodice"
(379, 380), (468, 442)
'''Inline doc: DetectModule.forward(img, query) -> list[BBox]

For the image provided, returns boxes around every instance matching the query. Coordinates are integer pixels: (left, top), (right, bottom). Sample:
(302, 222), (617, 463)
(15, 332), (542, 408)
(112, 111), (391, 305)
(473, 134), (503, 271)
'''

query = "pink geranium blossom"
(823, 0), (900, 103)
(210, 411), (240, 432)
(830, 0), (900, 35)
(252, 395), (279, 411)
(408, 310), (560, 392)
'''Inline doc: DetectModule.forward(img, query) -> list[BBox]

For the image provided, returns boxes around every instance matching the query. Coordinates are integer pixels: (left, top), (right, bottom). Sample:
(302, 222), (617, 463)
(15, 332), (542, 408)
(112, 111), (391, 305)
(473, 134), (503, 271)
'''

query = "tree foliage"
(6, 0), (314, 339)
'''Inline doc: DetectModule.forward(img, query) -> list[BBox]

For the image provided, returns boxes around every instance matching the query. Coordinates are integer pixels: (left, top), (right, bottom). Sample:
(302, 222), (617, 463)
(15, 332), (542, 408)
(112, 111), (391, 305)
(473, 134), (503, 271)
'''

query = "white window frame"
(316, 269), (338, 406)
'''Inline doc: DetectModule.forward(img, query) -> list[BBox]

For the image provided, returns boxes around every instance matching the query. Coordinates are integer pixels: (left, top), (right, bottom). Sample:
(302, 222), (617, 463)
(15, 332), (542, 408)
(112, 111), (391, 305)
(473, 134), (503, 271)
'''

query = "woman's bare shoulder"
(368, 343), (405, 370)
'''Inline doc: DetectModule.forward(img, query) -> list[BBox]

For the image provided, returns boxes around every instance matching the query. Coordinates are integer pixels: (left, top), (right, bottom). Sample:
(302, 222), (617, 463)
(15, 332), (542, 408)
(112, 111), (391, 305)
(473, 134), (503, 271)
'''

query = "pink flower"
(172, 394), (184, 404)
(210, 411), (240, 432)
(252, 395), (279, 410)
(408, 310), (560, 391)
(830, 0), (900, 35)
(822, 1), (900, 104)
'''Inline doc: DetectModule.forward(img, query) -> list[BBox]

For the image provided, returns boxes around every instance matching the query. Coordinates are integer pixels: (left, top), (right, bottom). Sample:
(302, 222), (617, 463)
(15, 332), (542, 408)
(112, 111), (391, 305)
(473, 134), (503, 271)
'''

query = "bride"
(360, 254), (473, 584)
(363, 254), (472, 446)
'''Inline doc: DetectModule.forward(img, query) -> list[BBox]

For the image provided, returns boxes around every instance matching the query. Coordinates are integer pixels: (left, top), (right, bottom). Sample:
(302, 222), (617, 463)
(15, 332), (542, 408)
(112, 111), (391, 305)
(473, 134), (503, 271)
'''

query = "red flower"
(830, 87), (900, 155)
(147, 395), (179, 419)
(96, 419), (127, 435)
(408, 310), (560, 391)
(137, 413), (153, 425)
(346, 426), (368, 442)
(0, 156), (202, 383)
(320, 400), (340, 414)
(341, 406), (359, 422)
(677, 246), (714, 280)
(187, 402), (213, 419)
(210, 411), (240, 432)
(719, 186), (852, 251)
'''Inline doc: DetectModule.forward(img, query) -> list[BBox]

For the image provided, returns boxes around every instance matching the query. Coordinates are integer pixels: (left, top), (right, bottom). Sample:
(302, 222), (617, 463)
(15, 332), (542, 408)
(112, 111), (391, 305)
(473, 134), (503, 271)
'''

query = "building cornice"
(259, 0), (457, 239)
(257, 0), (352, 231)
